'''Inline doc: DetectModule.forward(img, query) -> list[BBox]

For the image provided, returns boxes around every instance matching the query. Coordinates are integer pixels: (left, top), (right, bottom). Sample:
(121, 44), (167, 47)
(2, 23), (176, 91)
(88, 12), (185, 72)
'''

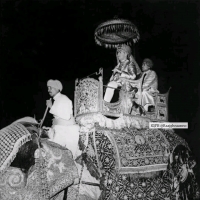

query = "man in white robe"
(104, 45), (141, 103)
(46, 79), (80, 158)
(140, 58), (159, 111)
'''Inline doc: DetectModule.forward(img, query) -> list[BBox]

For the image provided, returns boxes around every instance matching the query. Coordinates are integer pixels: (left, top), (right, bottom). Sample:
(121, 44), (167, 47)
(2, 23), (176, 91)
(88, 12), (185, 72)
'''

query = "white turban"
(47, 79), (63, 92)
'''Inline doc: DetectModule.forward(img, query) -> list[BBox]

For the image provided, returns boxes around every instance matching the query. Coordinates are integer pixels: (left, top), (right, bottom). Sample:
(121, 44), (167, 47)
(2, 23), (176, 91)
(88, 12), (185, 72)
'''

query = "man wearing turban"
(104, 44), (141, 103)
(46, 79), (79, 158)
(139, 58), (159, 111)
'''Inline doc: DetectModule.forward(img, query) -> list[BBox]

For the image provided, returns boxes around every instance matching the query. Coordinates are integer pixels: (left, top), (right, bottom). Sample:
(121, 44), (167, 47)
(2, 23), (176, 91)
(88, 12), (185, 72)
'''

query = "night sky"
(1, 0), (200, 177)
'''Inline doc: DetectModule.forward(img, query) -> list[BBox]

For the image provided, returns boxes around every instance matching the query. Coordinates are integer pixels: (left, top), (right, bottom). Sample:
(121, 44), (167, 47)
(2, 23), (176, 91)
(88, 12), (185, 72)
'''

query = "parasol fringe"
(109, 25), (112, 32)
(119, 24), (122, 32)
(94, 18), (140, 47)
(105, 26), (108, 32)
(112, 25), (114, 32)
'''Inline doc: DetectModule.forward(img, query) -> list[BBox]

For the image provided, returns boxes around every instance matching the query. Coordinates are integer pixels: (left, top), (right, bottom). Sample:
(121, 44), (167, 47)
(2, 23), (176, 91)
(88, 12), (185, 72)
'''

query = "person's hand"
(46, 99), (53, 108)
(112, 68), (117, 71)
(112, 68), (121, 73)
(42, 127), (54, 140)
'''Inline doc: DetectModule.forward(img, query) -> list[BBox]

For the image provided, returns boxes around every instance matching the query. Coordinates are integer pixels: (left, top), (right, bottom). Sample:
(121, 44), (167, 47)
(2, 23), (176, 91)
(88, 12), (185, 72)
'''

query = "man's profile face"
(48, 86), (59, 97)
(117, 50), (127, 61)
(142, 62), (150, 72)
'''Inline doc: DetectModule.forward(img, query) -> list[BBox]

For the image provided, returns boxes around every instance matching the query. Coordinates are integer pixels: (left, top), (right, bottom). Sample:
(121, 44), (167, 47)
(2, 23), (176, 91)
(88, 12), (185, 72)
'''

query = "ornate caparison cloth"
(0, 122), (32, 174)
(76, 113), (150, 132)
(25, 139), (79, 199)
(92, 125), (170, 175)
(85, 126), (199, 200)
(0, 139), (79, 200)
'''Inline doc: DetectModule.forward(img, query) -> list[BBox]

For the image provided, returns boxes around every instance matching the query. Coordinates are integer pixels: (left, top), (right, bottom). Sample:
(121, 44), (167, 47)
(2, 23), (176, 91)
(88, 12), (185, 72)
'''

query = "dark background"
(1, 0), (200, 180)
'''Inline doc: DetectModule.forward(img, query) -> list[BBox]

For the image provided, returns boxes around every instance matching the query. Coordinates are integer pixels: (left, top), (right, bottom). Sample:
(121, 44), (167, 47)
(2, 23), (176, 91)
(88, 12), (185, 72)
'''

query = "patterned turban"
(143, 58), (153, 68)
(117, 44), (132, 56)
(47, 79), (63, 92)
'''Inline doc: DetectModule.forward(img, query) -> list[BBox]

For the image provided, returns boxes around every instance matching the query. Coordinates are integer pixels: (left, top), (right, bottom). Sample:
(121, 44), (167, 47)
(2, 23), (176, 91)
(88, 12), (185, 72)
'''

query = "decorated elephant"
(1, 114), (199, 200)
(74, 71), (200, 200)
(75, 115), (200, 200)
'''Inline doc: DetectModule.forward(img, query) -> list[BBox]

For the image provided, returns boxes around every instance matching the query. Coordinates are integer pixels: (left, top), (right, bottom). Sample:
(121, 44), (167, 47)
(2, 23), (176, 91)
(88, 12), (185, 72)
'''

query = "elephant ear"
(76, 136), (100, 180)
(75, 137), (86, 165)
(75, 153), (100, 180)
(75, 154), (84, 166)
(85, 155), (100, 180)
(78, 135), (86, 151)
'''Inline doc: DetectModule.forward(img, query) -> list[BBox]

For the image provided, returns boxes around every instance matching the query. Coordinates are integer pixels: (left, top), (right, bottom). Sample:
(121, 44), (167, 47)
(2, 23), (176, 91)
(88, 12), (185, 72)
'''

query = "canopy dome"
(94, 18), (140, 49)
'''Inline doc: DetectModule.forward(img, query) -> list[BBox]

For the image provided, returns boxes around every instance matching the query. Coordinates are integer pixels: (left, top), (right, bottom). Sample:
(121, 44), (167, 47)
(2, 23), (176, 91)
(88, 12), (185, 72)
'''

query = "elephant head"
(0, 117), (79, 200)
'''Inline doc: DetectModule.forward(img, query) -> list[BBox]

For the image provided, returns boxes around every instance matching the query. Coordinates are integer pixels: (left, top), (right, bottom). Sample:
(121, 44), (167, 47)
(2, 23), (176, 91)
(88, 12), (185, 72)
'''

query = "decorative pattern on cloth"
(94, 129), (117, 200)
(34, 146), (50, 200)
(75, 78), (99, 115)
(0, 167), (25, 199)
(103, 99), (122, 114)
(105, 172), (175, 200)
(0, 122), (32, 174)
(0, 166), (42, 200)
(161, 129), (189, 153)
(95, 125), (170, 174)
(36, 139), (79, 197)
(92, 126), (200, 200)
(77, 113), (150, 132)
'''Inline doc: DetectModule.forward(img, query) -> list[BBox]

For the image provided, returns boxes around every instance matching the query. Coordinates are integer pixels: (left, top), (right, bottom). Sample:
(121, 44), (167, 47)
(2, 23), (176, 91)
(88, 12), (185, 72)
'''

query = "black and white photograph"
(1, 0), (200, 199)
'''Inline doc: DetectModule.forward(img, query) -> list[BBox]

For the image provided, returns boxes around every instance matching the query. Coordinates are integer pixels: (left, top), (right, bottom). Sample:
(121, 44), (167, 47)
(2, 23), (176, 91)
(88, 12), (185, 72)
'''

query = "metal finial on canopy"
(94, 18), (140, 49)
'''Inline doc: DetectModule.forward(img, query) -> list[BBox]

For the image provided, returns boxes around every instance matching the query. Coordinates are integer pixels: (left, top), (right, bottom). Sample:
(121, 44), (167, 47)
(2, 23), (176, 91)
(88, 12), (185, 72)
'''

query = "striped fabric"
(0, 122), (32, 174)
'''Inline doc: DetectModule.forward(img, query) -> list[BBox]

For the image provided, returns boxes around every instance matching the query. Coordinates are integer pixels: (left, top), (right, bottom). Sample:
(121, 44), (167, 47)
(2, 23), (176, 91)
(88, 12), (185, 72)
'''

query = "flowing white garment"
(104, 58), (140, 103)
(141, 90), (156, 110)
(50, 92), (72, 121)
(52, 124), (80, 158)
(48, 92), (80, 158)
(104, 81), (120, 102)
(141, 70), (159, 110)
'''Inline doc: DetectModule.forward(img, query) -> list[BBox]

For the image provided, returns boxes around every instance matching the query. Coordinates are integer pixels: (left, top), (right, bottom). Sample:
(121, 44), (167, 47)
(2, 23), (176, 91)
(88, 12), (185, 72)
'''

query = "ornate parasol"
(94, 17), (140, 49)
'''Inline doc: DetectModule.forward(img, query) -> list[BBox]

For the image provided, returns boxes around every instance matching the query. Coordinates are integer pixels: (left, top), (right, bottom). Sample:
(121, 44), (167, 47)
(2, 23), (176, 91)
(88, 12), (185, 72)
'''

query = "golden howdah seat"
(74, 69), (170, 122)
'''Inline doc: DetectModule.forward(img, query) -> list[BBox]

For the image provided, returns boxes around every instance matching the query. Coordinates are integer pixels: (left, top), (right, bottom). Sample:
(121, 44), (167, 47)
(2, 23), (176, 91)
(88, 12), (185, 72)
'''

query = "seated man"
(46, 79), (80, 158)
(139, 58), (159, 111)
(104, 44), (141, 103)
